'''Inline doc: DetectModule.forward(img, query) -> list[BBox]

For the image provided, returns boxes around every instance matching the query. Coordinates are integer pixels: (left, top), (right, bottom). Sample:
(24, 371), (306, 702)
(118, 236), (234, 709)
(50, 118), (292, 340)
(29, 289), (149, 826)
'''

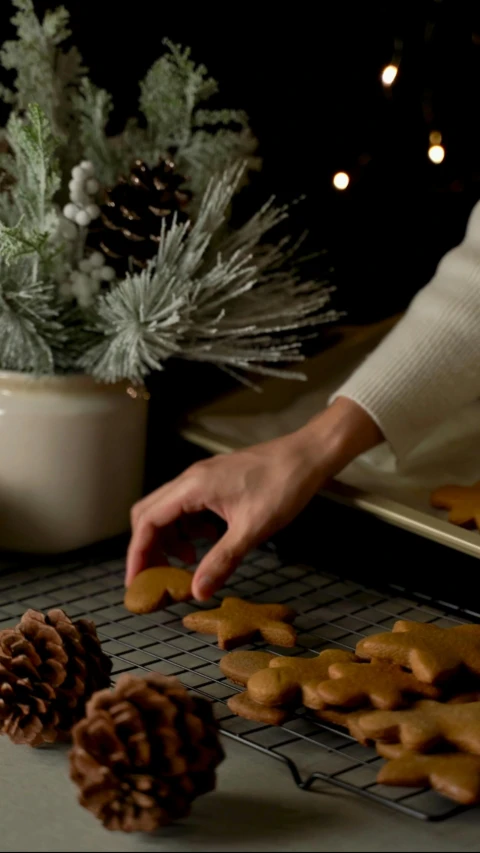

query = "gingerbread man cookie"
(316, 708), (371, 745)
(431, 482), (480, 528)
(247, 649), (355, 709)
(376, 743), (480, 805)
(356, 700), (480, 754)
(314, 660), (441, 710)
(220, 651), (276, 685)
(356, 620), (480, 685)
(222, 650), (293, 724)
(124, 566), (193, 614)
(227, 691), (292, 726)
(183, 597), (296, 650)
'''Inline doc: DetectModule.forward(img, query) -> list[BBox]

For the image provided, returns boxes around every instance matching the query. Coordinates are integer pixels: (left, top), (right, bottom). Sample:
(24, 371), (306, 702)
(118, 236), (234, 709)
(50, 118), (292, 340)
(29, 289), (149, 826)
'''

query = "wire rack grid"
(0, 540), (476, 823)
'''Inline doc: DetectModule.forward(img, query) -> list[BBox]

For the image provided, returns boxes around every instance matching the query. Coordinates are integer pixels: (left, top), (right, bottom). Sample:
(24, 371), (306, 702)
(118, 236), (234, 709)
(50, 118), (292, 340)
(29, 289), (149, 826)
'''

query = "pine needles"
(0, 1), (336, 385)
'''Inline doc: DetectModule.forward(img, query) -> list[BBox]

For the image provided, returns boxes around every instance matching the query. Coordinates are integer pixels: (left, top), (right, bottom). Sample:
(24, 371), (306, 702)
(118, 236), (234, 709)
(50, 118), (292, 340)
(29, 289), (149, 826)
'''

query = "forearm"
(332, 200), (480, 458)
(289, 396), (384, 484)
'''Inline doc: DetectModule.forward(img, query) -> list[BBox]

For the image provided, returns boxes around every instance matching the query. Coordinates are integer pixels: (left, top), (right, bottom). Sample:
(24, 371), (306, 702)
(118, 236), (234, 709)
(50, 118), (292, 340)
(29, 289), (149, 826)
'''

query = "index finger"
(126, 470), (208, 585)
(126, 489), (190, 586)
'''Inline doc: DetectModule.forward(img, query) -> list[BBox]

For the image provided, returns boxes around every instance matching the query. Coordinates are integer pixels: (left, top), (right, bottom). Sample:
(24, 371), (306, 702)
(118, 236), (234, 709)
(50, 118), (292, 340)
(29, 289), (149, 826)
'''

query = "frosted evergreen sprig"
(0, 0), (86, 174)
(81, 165), (336, 385)
(0, 1), (336, 382)
(0, 104), (61, 270)
(0, 257), (62, 373)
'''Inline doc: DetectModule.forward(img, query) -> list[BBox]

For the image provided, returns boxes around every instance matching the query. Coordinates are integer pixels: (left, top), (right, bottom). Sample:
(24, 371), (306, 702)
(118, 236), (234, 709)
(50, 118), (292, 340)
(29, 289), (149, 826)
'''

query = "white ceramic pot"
(0, 372), (149, 553)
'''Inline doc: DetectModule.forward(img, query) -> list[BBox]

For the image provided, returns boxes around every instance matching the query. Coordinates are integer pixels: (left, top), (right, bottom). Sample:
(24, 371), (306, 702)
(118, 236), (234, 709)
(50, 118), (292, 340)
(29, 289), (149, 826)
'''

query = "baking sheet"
(181, 318), (480, 559)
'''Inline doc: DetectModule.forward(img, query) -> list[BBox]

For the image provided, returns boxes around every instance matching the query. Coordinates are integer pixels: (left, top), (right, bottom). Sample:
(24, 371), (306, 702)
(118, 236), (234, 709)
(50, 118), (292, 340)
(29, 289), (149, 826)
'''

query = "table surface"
(1, 732), (480, 853)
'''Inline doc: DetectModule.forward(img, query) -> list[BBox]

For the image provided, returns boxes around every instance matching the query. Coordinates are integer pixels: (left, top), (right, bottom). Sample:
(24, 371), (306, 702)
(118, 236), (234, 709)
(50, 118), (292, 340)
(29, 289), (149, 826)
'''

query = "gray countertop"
(1, 734), (480, 853)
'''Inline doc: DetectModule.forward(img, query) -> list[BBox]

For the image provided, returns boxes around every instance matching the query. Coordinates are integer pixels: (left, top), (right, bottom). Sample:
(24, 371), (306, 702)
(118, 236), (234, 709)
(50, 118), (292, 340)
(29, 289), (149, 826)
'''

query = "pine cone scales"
(70, 673), (224, 832)
(0, 609), (111, 746)
(87, 158), (191, 278)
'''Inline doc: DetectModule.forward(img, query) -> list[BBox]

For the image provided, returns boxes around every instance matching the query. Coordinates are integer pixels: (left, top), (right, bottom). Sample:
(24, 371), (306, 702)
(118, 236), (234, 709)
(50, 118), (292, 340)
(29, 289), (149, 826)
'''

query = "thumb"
(192, 527), (249, 601)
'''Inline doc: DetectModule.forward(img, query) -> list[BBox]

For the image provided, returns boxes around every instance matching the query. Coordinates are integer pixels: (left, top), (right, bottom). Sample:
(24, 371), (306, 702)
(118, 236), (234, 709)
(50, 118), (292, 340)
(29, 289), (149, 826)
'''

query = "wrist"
(292, 396), (384, 481)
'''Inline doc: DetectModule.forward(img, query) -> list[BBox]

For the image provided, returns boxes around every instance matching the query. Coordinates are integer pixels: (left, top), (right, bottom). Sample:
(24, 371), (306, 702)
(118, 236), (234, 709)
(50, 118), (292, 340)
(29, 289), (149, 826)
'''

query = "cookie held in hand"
(376, 743), (480, 805)
(314, 660), (441, 710)
(431, 482), (480, 528)
(356, 620), (480, 685)
(356, 700), (480, 754)
(124, 567), (193, 614)
(182, 597), (297, 650)
(247, 649), (355, 709)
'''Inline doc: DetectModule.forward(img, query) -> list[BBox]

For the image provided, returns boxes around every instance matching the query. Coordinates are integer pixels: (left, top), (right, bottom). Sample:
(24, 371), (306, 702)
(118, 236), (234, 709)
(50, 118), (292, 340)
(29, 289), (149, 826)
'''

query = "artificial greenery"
(0, 0), (335, 384)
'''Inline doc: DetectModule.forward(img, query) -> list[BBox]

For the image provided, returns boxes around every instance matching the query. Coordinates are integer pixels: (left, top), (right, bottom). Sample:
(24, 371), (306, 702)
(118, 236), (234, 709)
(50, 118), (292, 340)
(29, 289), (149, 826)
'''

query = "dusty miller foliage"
(0, 0), (335, 384)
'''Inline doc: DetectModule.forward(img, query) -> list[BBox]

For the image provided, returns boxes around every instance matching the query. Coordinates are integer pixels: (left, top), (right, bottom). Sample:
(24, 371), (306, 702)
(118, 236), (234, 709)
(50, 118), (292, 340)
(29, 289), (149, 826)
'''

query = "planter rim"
(0, 370), (148, 397)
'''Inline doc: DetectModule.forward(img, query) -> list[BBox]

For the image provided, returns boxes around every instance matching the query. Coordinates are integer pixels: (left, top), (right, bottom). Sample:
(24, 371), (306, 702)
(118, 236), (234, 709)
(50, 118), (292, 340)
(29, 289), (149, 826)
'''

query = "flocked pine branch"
(0, 0), (86, 175)
(0, 257), (62, 373)
(0, 104), (61, 272)
(80, 164), (337, 386)
(74, 39), (260, 197)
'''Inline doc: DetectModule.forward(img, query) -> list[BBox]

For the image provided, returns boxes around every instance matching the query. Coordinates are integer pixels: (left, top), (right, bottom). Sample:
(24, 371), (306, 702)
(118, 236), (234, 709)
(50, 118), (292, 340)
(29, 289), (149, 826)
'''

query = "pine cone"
(87, 158), (191, 278)
(40, 610), (112, 735)
(0, 609), (111, 746)
(69, 673), (224, 832)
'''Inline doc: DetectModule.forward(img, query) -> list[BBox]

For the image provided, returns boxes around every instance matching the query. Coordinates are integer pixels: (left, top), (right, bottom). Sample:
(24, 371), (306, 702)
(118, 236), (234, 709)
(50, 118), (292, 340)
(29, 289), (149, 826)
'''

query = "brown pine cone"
(87, 157), (191, 278)
(69, 673), (224, 832)
(0, 609), (111, 746)
(39, 610), (112, 735)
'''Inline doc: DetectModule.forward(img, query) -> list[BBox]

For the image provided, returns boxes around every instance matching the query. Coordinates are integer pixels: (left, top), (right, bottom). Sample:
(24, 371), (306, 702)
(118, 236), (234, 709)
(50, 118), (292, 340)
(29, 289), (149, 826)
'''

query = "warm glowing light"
(381, 64), (398, 86)
(333, 172), (350, 190)
(428, 144), (445, 164)
(429, 130), (442, 145)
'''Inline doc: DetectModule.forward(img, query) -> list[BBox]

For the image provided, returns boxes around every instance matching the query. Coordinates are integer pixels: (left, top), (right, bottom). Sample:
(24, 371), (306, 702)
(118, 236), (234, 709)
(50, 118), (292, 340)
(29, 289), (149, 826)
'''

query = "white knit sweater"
(333, 199), (480, 459)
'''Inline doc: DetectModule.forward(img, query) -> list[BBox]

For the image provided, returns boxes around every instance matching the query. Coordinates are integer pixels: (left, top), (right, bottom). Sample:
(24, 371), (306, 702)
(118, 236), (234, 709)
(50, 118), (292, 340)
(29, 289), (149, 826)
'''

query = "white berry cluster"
(63, 160), (101, 227)
(60, 251), (116, 308)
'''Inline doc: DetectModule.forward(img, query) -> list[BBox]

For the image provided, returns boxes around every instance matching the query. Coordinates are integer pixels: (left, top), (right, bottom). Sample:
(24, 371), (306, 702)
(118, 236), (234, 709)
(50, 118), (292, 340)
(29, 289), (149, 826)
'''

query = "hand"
(126, 397), (382, 600)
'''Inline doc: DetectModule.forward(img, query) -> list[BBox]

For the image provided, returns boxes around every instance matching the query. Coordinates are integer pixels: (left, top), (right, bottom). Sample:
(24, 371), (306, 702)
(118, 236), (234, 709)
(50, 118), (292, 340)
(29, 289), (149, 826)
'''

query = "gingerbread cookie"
(313, 660), (441, 710)
(220, 651), (276, 685)
(376, 743), (480, 805)
(356, 700), (480, 754)
(431, 482), (480, 528)
(227, 691), (292, 725)
(356, 620), (480, 684)
(315, 708), (370, 745)
(182, 597), (296, 650)
(124, 566), (192, 614)
(247, 649), (355, 709)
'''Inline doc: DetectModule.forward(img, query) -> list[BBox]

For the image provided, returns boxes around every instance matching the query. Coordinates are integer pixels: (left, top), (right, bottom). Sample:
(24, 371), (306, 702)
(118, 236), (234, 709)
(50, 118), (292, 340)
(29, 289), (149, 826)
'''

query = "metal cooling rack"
(0, 540), (476, 823)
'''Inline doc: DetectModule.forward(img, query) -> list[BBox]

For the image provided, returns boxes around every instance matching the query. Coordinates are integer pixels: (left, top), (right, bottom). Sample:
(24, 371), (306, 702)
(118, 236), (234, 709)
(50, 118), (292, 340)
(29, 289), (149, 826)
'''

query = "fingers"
(192, 526), (251, 601)
(126, 481), (200, 587)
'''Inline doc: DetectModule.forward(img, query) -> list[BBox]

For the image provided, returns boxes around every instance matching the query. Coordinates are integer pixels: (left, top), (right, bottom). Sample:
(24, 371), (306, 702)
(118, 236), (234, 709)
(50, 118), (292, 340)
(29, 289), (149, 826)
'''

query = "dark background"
(3, 0), (480, 323)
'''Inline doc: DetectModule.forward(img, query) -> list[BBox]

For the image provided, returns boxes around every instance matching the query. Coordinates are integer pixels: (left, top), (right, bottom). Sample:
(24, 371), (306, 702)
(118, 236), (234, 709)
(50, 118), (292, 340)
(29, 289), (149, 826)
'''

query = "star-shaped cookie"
(313, 660), (441, 710)
(431, 482), (480, 528)
(356, 699), (480, 754)
(182, 597), (297, 650)
(247, 649), (355, 709)
(356, 620), (480, 685)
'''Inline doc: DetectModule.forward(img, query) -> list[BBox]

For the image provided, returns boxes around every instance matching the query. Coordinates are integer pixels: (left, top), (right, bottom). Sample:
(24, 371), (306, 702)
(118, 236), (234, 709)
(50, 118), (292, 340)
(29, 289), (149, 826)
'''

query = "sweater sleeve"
(331, 199), (480, 459)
